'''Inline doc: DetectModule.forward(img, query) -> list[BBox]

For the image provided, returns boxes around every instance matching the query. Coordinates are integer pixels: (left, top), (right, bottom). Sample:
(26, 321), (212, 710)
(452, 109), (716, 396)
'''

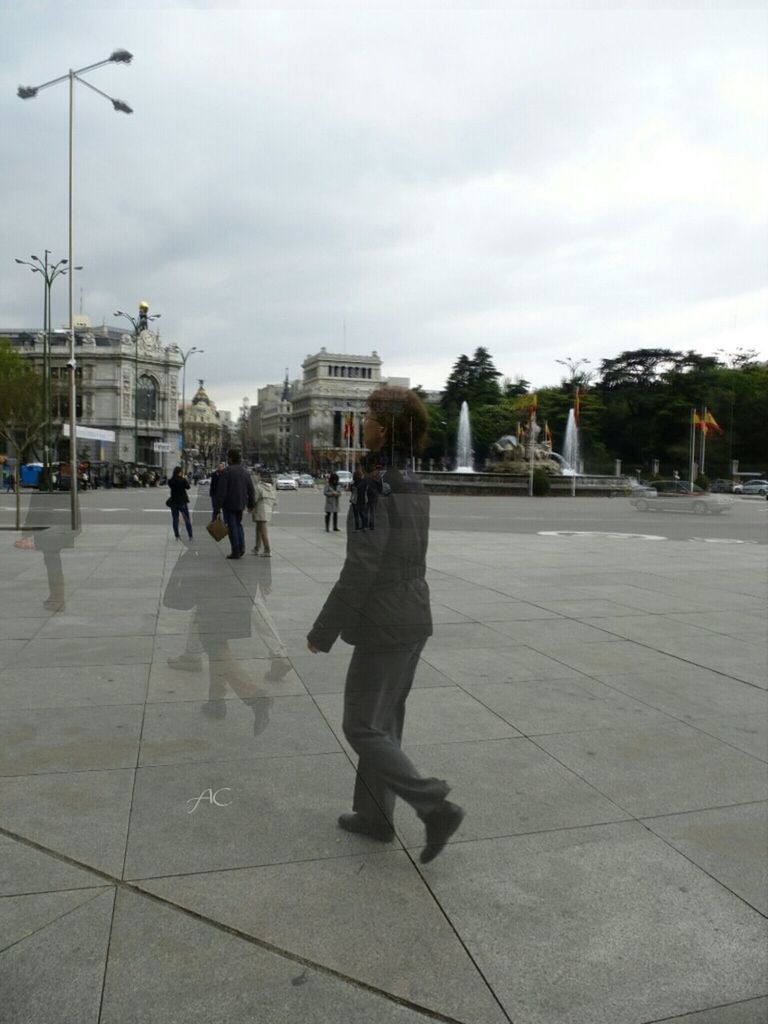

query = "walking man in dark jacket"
(307, 386), (464, 863)
(217, 449), (255, 559)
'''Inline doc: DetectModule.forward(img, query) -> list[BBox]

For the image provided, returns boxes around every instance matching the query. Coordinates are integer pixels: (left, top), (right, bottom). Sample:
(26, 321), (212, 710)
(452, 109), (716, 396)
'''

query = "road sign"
(153, 442), (172, 453)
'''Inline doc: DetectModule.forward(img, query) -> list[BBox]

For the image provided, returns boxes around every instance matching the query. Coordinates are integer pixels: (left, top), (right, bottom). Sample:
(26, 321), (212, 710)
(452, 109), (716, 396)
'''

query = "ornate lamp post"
(114, 302), (161, 465)
(18, 48), (133, 528)
(14, 253), (82, 489)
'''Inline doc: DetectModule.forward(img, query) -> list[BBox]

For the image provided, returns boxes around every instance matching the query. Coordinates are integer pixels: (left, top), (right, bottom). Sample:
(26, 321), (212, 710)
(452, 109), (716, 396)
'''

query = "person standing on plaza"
(209, 461), (226, 521)
(307, 386), (464, 864)
(217, 449), (255, 559)
(167, 466), (193, 541)
(323, 472), (341, 532)
(252, 471), (278, 556)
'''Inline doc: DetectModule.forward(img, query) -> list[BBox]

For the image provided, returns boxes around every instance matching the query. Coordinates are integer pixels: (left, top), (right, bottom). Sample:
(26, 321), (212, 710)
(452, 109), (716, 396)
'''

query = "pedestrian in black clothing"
(307, 386), (464, 864)
(209, 461), (226, 520)
(351, 467), (368, 531)
(217, 449), (255, 559)
(168, 466), (193, 540)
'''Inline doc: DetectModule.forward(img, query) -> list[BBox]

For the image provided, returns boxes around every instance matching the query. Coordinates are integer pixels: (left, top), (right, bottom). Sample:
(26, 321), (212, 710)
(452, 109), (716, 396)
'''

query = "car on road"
(710, 479), (738, 494)
(630, 480), (732, 515)
(275, 475), (298, 490)
(741, 479), (768, 496)
(298, 473), (316, 488)
(336, 470), (353, 489)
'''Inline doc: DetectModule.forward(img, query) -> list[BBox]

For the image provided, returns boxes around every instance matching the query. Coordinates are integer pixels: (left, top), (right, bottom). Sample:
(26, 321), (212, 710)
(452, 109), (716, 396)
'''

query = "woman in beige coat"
(252, 471), (278, 556)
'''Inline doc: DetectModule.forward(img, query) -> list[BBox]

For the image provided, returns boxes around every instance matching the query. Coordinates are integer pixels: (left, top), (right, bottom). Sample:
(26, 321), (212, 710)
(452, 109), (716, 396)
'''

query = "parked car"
(336, 470), (353, 489)
(710, 479), (737, 493)
(298, 473), (315, 488)
(741, 479), (768, 496)
(630, 480), (732, 514)
(275, 475), (298, 490)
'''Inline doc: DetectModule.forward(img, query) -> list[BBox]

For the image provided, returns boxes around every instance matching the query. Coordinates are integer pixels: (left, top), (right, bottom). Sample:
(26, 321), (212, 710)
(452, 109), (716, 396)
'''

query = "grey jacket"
(308, 468), (432, 651)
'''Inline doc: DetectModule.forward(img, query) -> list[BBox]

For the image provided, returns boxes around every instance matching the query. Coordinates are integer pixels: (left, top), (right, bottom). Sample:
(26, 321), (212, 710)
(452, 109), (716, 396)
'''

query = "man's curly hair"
(366, 386), (429, 458)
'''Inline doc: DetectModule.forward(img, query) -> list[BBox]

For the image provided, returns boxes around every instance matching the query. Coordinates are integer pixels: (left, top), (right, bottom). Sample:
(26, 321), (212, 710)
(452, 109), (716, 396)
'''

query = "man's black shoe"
(226, 553), (241, 559)
(337, 813), (394, 842)
(420, 800), (464, 864)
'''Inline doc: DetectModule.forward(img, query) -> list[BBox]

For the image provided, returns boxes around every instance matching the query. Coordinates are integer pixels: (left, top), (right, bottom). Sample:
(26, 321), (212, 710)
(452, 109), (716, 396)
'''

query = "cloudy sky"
(2, 2), (766, 417)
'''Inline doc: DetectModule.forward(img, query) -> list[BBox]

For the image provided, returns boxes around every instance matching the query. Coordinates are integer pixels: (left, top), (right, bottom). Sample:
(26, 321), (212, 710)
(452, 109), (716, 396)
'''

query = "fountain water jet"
(455, 401), (474, 472)
(562, 408), (579, 476)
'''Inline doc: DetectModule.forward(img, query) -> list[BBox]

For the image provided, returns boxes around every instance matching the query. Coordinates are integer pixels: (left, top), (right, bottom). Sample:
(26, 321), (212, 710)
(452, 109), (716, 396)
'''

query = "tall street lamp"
(114, 303), (161, 465)
(18, 48), (133, 529)
(179, 347), (203, 469)
(14, 253), (82, 490)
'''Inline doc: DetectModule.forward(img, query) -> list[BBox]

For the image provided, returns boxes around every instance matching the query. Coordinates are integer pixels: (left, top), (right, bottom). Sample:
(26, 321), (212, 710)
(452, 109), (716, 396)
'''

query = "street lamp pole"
(114, 304), (161, 466)
(18, 49), (133, 528)
(179, 347), (203, 470)
(14, 253), (81, 490)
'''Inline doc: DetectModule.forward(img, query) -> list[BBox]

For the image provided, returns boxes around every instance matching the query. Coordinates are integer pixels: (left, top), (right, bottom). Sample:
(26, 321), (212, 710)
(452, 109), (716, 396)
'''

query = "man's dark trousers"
(224, 509), (245, 556)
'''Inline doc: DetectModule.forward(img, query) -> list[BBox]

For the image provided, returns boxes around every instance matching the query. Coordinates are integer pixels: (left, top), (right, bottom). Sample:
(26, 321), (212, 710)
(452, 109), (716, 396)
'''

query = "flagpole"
(688, 408), (695, 487)
(528, 412), (535, 497)
(700, 406), (707, 478)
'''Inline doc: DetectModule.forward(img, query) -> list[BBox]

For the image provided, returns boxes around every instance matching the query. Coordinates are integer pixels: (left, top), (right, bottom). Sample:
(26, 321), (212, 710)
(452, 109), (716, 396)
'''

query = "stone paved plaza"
(1, 494), (766, 1024)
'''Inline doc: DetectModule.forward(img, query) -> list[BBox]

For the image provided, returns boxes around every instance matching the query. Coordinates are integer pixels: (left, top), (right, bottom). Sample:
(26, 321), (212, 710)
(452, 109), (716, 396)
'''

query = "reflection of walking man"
(217, 449), (255, 560)
(307, 386), (464, 863)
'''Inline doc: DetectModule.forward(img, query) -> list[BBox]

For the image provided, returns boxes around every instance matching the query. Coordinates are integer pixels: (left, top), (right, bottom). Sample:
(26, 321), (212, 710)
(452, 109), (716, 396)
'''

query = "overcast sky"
(2, 2), (766, 417)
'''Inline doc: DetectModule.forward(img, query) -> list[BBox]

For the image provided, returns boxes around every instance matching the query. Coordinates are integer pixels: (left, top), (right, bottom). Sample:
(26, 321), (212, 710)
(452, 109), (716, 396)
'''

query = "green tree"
(441, 347), (502, 413)
(0, 340), (46, 528)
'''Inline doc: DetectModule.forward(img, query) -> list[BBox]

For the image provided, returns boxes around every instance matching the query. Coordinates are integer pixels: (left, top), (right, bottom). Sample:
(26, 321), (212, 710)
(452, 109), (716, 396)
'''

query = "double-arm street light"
(18, 48), (133, 529)
(179, 347), (204, 469)
(14, 253), (82, 490)
(114, 303), (161, 464)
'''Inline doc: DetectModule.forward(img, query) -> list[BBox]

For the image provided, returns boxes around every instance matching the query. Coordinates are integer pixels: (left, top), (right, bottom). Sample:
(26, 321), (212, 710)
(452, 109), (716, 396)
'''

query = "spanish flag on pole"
(343, 411), (355, 441)
(528, 393), (538, 421)
(705, 410), (724, 435)
(516, 421), (524, 441)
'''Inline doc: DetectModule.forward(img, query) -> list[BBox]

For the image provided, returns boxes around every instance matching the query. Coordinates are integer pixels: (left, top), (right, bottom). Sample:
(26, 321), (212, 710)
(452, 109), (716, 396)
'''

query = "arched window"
(137, 375), (158, 420)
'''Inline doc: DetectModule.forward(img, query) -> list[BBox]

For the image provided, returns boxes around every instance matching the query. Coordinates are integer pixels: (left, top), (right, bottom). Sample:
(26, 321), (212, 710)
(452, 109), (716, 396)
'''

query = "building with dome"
(180, 380), (224, 472)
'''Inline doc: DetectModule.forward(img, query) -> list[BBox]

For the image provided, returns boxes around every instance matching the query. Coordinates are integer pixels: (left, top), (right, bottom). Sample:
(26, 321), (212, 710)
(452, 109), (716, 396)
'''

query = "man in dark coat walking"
(307, 386), (464, 863)
(216, 449), (255, 559)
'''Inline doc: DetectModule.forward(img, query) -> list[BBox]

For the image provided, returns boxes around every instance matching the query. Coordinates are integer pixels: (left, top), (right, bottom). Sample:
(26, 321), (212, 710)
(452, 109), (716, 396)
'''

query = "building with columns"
(287, 348), (409, 470)
(1, 318), (183, 476)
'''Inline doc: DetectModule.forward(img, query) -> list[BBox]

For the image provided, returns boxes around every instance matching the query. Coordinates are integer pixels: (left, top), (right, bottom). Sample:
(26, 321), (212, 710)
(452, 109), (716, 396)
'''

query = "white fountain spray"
(455, 401), (474, 472)
(562, 408), (580, 474)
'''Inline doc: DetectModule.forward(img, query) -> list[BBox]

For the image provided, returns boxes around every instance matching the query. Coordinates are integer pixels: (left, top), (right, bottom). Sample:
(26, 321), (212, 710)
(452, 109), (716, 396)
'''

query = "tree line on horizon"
(416, 346), (768, 477)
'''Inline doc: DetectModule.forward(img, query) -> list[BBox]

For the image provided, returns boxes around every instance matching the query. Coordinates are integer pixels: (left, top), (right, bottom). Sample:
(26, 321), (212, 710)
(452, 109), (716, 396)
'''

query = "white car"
(741, 479), (768, 496)
(275, 475), (298, 490)
(336, 470), (353, 489)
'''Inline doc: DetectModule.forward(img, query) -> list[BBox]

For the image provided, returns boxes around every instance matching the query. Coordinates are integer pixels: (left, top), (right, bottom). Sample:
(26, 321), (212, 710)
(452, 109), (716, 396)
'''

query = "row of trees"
(418, 347), (767, 477)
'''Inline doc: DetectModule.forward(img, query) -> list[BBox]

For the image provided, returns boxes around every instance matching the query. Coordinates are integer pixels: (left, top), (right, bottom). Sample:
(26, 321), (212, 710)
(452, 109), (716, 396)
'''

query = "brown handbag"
(206, 518), (229, 542)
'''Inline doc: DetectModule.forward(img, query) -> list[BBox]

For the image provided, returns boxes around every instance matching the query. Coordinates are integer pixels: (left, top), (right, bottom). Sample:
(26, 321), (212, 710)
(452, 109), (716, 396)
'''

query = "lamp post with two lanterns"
(14, 252), (82, 490)
(17, 48), (133, 528)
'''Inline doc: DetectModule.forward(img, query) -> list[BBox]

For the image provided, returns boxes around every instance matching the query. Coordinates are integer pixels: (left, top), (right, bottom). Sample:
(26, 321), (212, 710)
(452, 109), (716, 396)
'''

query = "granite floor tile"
(100, 889), (443, 1024)
(0, 768), (135, 876)
(0, 704), (144, 776)
(0, 663), (149, 710)
(0, 887), (114, 1024)
(422, 823), (768, 1024)
(141, 853), (507, 1024)
(643, 801), (768, 915)
(534, 721), (768, 817)
(123, 753), (377, 878)
(0, 834), (103, 896)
